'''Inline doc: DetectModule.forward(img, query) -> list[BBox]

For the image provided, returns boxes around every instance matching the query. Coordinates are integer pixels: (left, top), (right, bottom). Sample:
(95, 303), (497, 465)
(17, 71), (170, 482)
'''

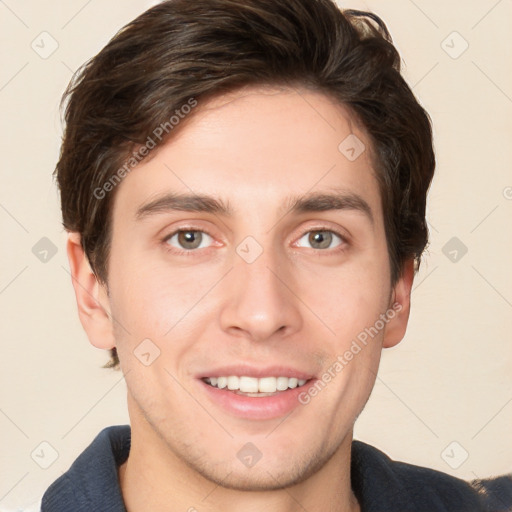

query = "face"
(80, 86), (411, 491)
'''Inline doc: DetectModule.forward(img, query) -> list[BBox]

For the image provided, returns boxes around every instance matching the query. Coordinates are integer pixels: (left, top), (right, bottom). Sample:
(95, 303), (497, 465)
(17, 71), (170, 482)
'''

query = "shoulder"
(351, 440), (512, 511)
(40, 425), (130, 512)
(471, 474), (512, 510)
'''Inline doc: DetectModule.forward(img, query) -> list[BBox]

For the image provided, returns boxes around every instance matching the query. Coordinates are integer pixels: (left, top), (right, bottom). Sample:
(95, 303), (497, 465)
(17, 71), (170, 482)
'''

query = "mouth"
(198, 370), (316, 420)
(202, 375), (309, 397)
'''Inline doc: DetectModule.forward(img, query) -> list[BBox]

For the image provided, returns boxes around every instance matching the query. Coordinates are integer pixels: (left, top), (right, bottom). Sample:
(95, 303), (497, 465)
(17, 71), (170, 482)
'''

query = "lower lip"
(198, 379), (316, 420)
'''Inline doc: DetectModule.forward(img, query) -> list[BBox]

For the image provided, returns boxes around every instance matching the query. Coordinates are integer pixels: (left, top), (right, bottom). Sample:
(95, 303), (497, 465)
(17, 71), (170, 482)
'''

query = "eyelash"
(161, 225), (349, 257)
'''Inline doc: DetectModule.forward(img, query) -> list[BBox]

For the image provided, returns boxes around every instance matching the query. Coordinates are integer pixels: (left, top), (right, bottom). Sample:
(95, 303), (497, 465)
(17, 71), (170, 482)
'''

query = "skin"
(67, 86), (414, 512)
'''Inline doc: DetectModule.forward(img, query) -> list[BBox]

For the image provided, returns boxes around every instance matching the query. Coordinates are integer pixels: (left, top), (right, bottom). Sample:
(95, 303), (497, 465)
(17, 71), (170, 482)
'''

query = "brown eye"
(165, 230), (213, 251)
(296, 230), (343, 250)
(309, 231), (332, 249)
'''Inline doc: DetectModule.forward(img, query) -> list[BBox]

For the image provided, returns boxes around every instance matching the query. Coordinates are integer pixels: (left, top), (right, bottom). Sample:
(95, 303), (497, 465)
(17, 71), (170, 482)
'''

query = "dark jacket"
(40, 425), (512, 511)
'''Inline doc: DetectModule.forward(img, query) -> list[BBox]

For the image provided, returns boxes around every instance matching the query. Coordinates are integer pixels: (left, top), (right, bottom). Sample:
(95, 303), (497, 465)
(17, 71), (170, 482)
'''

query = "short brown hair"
(55, 0), (435, 368)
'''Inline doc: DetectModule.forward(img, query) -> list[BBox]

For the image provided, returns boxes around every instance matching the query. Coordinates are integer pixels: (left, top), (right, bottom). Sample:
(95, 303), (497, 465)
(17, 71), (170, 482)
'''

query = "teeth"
(258, 377), (276, 393)
(276, 376), (289, 391)
(240, 376), (259, 393)
(205, 376), (308, 392)
(227, 376), (239, 390)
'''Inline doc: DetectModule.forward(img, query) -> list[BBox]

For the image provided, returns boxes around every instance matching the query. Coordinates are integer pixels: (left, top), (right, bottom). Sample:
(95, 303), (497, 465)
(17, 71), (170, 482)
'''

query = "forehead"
(112, 86), (381, 221)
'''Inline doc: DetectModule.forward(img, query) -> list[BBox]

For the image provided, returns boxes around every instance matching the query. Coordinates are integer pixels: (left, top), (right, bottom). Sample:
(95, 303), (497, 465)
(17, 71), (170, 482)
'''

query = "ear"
(382, 258), (415, 349)
(66, 232), (115, 350)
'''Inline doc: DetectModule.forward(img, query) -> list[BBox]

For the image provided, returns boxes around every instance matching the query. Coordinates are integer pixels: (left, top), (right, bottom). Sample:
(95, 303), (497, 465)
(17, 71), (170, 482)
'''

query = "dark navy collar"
(42, 425), (130, 512)
(42, 424), (509, 511)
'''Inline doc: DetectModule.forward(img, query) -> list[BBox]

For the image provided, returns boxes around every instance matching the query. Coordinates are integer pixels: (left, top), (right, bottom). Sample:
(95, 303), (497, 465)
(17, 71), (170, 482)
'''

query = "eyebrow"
(285, 190), (373, 224)
(135, 193), (234, 219)
(135, 189), (373, 224)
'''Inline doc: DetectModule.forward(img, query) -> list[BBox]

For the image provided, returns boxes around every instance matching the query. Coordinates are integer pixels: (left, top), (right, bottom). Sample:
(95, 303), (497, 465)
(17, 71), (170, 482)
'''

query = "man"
(40, 0), (511, 510)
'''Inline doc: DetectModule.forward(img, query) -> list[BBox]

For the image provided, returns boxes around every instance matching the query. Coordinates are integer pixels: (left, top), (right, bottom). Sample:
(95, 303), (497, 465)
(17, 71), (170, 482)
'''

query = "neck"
(119, 399), (360, 512)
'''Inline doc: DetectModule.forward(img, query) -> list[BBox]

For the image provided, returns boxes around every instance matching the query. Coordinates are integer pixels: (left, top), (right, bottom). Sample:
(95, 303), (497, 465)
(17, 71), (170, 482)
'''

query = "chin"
(194, 464), (310, 492)
(184, 440), (339, 493)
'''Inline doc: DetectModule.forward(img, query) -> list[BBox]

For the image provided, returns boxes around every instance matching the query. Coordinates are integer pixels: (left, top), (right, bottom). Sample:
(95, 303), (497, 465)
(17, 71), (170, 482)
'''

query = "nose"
(218, 244), (303, 342)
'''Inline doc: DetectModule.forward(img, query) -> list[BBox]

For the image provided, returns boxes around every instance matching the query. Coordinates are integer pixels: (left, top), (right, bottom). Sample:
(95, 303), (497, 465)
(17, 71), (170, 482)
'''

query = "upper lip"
(197, 365), (316, 380)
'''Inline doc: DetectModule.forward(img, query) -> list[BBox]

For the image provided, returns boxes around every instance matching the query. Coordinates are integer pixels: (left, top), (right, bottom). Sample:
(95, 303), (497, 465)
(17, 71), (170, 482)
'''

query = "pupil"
(179, 231), (201, 249)
(310, 231), (331, 249)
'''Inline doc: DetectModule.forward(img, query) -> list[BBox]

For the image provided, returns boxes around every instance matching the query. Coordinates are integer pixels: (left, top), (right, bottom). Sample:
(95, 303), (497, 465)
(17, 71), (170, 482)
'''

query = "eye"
(295, 229), (345, 250)
(164, 229), (214, 251)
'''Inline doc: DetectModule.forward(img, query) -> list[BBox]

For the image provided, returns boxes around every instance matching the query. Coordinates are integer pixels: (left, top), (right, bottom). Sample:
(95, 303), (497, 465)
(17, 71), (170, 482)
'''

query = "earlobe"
(66, 232), (116, 350)
(382, 259), (415, 349)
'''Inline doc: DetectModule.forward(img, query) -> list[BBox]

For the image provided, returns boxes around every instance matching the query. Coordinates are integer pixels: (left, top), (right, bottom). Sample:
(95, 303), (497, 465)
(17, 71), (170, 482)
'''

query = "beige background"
(1, 0), (511, 509)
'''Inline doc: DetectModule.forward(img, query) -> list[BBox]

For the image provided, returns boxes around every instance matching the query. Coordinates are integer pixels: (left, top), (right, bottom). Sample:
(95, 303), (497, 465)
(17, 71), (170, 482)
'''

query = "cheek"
(109, 257), (226, 380)
(109, 256), (211, 336)
(305, 257), (391, 345)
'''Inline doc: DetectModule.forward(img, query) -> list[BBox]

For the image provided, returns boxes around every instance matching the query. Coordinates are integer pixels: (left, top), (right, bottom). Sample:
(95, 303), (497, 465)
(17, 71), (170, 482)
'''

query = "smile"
(203, 376), (308, 395)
